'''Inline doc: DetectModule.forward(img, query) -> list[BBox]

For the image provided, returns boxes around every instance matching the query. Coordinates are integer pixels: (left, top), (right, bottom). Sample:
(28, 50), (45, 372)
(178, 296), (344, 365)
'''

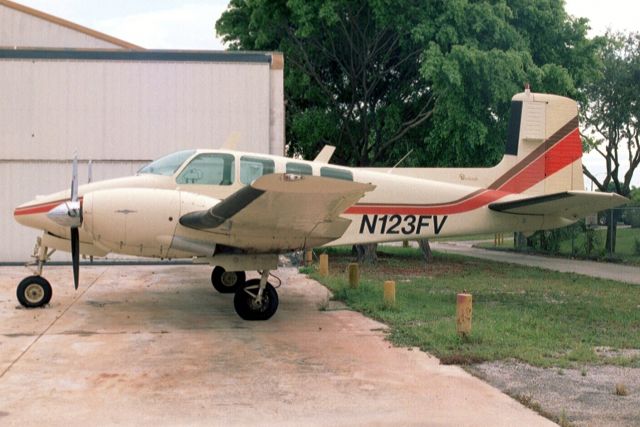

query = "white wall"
(0, 59), (274, 160)
(0, 53), (284, 262)
(0, 3), (127, 49)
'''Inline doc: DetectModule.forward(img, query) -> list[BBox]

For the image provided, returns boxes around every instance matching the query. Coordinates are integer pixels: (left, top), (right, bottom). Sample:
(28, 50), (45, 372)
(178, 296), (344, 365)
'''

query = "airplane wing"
(180, 173), (375, 251)
(489, 191), (628, 218)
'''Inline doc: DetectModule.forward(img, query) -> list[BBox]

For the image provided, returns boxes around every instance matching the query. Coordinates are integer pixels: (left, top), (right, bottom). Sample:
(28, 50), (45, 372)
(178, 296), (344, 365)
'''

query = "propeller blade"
(71, 153), (79, 202)
(71, 227), (79, 290)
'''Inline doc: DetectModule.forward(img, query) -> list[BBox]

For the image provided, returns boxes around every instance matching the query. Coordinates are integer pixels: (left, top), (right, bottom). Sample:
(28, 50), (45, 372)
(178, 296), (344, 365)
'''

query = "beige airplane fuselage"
(15, 91), (612, 262)
(13, 150), (570, 260)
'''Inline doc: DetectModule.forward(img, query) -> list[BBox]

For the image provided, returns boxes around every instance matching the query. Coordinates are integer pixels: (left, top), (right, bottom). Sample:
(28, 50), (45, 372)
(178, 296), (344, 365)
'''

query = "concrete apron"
(0, 265), (553, 426)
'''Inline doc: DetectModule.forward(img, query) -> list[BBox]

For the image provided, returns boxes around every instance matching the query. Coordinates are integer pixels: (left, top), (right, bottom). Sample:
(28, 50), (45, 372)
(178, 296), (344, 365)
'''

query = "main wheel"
(233, 279), (279, 321)
(211, 266), (246, 293)
(17, 276), (52, 308)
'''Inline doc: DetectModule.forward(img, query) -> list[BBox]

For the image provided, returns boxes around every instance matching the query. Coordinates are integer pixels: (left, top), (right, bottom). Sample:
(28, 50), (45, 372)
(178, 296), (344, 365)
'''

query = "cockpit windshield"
(137, 150), (196, 176)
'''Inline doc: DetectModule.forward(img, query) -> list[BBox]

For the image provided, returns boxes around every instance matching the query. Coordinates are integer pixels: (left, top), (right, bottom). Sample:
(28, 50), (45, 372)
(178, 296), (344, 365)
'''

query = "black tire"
(211, 266), (246, 293)
(233, 279), (279, 321)
(17, 276), (52, 308)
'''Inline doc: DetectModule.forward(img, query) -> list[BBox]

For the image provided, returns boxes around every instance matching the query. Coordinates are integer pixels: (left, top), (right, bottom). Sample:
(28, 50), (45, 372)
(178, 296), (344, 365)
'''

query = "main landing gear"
(232, 270), (279, 321)
(17, 237), (55, 308)
(211, 266), (246, 293)
(211, 266), (279, 320)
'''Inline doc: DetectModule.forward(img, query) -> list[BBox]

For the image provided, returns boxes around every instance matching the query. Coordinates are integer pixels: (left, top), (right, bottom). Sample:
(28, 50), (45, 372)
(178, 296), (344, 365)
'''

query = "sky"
(12, 0), (640, 187)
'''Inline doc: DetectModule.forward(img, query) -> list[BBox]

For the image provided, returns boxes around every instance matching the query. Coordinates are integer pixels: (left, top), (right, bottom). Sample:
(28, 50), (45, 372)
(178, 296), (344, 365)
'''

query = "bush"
(626, 208), (640, 228)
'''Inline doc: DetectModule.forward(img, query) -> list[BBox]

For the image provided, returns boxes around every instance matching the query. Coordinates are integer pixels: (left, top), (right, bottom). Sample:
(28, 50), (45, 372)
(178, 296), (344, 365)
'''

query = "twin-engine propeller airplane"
(14, 89), (628, 320)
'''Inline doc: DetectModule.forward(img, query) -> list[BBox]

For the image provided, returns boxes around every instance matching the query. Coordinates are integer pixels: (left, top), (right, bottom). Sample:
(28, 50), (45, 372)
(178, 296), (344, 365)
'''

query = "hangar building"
(0, 0), (284, 262)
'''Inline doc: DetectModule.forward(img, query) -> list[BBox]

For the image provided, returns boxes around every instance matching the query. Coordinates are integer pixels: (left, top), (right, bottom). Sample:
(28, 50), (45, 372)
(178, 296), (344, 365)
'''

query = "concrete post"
(348, 263), (359, 288)
(319, 253), (329, 277)
(383, 280), (396, 306)
(456, 293), (473, 336)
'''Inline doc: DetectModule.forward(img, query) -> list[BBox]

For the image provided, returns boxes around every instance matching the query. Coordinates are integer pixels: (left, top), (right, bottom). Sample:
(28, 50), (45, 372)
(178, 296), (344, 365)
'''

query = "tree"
(582, 31), (640, 252)
(216, 0), (595, 262)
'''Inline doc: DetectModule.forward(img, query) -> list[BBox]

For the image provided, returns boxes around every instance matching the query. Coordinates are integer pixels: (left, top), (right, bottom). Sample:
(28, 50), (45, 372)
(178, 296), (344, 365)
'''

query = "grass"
(308, 246), (640, 368)
(477, 227), (640, 265)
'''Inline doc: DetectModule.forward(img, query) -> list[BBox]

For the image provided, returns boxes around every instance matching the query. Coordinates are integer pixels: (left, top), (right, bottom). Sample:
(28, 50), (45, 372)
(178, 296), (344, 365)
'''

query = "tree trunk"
(417, 239), (433, 265)
(355, 243), (378, 264)
(514, 232), (527, 252)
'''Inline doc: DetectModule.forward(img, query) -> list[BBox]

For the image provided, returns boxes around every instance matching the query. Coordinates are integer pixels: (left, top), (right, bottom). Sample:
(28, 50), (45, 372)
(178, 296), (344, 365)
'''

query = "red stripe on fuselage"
(345, 128), (581, 216)
(14, 197), (83, 216)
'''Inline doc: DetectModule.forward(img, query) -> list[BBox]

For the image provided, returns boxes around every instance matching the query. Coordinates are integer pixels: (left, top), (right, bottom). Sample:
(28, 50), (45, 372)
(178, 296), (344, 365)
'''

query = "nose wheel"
(233, 271), (279, 321)
(211, 266), (245, 293)
(17, 276), (52, 308)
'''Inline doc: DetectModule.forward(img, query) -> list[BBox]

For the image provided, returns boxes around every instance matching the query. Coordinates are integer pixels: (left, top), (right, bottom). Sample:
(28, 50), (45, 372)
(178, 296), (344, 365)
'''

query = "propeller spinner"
(46, 154), (82, 289)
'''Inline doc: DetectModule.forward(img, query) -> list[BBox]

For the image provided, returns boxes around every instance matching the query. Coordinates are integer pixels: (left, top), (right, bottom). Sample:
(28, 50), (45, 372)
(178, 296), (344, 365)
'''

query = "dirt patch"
(439, 354), (486, 365)
(468, 360), (640, 427)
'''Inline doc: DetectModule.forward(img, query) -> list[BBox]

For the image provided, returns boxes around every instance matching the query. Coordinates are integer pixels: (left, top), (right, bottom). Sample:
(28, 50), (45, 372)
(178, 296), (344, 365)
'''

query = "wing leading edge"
(180, 173), (375, 252)
(489, 191), (628, 219)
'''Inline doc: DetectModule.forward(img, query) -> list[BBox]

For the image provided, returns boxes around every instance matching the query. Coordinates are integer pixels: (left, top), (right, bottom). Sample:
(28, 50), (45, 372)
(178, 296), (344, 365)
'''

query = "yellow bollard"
(348, 263), (359, 288)
(456, 293), (473, 337)
(383, 280), (396, 306)
(305, 250), (313, 265)
(319, 253), (329, 276)
(402, 240), (409, 248)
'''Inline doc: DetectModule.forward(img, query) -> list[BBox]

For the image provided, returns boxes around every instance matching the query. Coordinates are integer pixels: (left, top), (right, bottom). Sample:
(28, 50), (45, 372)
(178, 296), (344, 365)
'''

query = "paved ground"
(0, 265), (553, 426)
(431, 241), (640, 285)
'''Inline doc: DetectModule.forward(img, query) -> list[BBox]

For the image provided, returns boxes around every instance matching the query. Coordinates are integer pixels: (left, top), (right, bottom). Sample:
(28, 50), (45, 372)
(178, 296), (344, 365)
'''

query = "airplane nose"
(13, 198), (64, 229)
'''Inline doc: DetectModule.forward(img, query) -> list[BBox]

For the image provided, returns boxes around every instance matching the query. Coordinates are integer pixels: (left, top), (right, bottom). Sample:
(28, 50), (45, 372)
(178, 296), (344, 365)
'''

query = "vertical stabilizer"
(500, 89), (584, 195)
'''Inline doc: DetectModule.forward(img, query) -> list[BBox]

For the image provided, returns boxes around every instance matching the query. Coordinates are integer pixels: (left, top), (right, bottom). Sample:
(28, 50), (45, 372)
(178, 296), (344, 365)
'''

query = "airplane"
(13, 89), (628, 320)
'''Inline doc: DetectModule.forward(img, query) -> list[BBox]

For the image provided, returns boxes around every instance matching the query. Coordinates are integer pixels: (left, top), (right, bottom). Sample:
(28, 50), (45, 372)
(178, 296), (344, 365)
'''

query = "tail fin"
(380, 89), (585, 195)
(495, 89), (584, 195)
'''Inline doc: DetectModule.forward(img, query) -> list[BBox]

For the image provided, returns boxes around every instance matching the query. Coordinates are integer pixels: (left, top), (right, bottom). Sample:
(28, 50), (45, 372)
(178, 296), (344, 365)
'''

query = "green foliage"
(216, 0), (595, 167)
(626, 210), (640, 229)
(582, 32), (640, 198)
(311, 246), (640, 367)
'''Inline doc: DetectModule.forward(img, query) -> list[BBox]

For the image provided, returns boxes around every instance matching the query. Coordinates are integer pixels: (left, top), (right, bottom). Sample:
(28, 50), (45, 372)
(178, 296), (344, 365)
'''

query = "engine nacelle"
(83, 188), (182, 257)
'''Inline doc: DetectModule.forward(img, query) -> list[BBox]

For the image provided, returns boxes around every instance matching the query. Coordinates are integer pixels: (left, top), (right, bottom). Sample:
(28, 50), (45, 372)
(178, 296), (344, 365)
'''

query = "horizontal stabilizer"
(489, 191), (629, 219)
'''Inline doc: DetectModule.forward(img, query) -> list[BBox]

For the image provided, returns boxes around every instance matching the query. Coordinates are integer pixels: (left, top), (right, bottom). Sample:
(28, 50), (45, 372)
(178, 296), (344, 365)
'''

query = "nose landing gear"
(17, 236), (55, 308)
(17, 276), (52, 308)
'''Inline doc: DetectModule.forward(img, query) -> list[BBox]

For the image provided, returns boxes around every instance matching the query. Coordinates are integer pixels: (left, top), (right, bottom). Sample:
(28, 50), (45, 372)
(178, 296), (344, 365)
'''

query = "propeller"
(47, 154), (82, 289)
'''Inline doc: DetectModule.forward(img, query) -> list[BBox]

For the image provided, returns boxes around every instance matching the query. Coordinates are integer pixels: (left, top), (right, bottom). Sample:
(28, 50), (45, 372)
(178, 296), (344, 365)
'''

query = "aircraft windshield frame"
(137, 150), (196, 176)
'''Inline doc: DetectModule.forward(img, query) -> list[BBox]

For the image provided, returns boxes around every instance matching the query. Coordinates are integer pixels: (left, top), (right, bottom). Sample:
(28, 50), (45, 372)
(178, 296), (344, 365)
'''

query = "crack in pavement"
(0, 269), (107, 380)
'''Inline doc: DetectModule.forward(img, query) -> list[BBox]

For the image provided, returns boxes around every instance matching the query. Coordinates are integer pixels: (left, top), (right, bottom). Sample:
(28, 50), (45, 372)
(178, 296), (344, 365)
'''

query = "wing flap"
(489, 191), (628, 218)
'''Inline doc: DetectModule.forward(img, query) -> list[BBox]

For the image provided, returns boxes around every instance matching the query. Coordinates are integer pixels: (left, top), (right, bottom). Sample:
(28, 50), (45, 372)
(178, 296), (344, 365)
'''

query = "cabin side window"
(240, 156), (275, 184)
(176, 153), (235, 185)
(320, 167), (353, 181)
(286, 162), (312, 175)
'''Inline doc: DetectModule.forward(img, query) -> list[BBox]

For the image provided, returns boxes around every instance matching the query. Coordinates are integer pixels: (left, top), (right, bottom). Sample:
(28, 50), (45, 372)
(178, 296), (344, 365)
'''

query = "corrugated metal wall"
(0, 4), (285, 263)
(0, 54), (283, 262)
(1, 58), (274, 160)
